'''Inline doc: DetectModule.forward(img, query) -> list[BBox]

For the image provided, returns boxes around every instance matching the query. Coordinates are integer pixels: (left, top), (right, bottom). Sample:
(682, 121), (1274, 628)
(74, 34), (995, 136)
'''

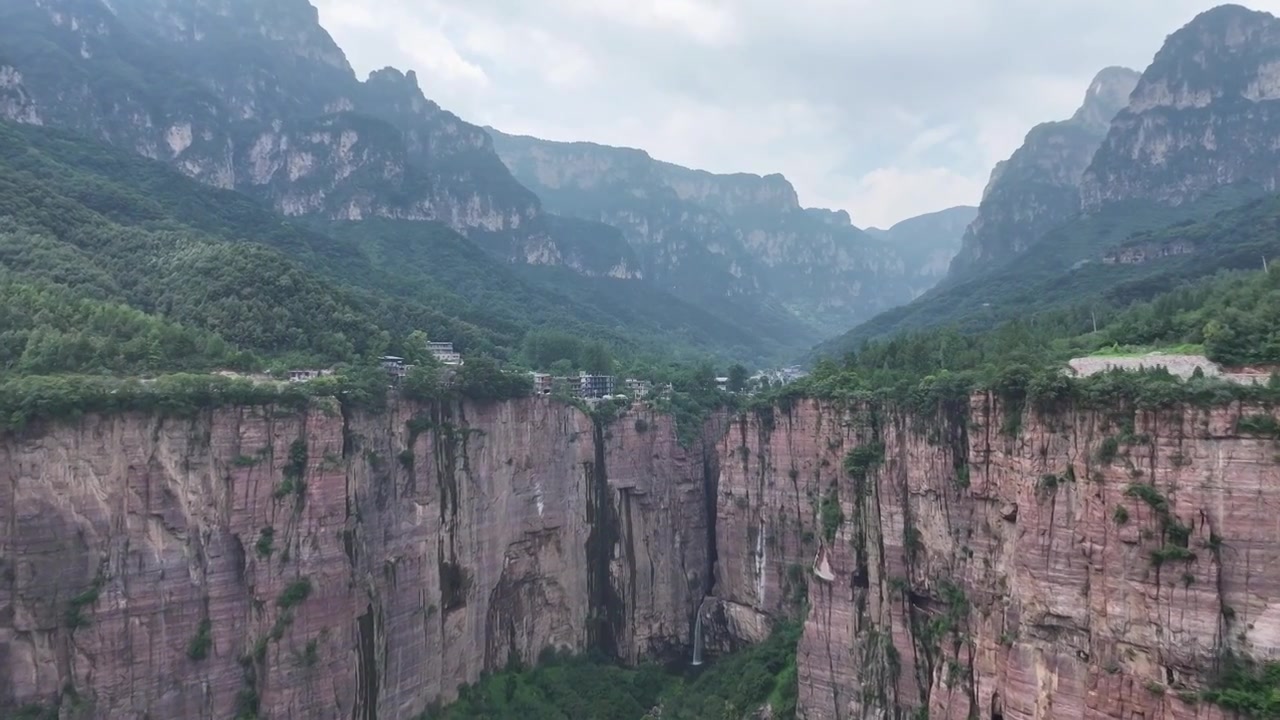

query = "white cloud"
(554, 0), (742, 45)
(313, 0), (1280, 226)
(846, 167), (987, 228)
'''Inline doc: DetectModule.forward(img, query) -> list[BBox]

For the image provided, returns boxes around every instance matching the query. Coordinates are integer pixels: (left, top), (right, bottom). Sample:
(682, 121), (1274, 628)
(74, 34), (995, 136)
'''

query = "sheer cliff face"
(0, 0), (638, 277)
(1082, 6), (1280, 211)
(716, 397), (1279, 719)
(948, 67), (1139, 278)
(488, 131), (920, 338)
(0, 399), (712, 719)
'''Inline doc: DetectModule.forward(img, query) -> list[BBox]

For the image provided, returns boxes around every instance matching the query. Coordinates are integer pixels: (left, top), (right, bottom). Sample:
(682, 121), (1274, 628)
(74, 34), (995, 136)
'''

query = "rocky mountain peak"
(1126, 5), (1280, 113)
(807, 208), (853, 227)
(945, 67), (1137, 278)
(365, 66), (420, 91)
(110, 0), (354, 74)
(361, 66), (447, 120)
(1081, 4), (1280, 210)
(1072, 66), (1141, 130)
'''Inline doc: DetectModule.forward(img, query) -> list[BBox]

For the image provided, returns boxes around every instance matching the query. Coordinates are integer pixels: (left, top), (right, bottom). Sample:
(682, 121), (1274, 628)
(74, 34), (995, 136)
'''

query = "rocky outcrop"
(0, 0), (637, 276)
(0, 398), (714, 719)
(1082, 6), (1280, 210)
(948, 67), (1139, 279)
(714, 396), (1280, 719)
(0, 65), (40, 126)
(488, 130), (924, 339)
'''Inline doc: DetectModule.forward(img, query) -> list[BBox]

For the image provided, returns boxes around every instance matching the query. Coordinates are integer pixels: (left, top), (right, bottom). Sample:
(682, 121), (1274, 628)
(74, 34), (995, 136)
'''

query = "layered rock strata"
(714, 396), (1280, 719)
(0, 398), (713, 719)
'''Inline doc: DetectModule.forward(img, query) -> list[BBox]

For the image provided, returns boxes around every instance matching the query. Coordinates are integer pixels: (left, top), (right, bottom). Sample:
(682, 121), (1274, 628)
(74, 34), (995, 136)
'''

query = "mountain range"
(823, 3), (1280, 356)
(0, 0), (972, 364)
(3, 0), (1280, 370)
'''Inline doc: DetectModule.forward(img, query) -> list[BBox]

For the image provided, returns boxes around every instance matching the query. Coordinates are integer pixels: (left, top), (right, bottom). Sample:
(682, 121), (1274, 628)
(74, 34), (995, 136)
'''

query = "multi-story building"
(624, 378), (653, 399)
(532, 373), (554, 395)
(578, 373), (616, 399)
(380, 356), (409, 380)
(426, 341), (463, 366)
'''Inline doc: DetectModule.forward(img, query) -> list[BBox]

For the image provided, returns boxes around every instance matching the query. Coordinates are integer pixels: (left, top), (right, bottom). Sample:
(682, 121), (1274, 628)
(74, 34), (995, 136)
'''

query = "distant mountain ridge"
(0, 0), (976, 357)
(489, 130), (964, 337)
(946, 66), (1140, 279)
(864, 205), (977, 291)
(0, 0), (640, 278)
(822, 3), (1280, 358)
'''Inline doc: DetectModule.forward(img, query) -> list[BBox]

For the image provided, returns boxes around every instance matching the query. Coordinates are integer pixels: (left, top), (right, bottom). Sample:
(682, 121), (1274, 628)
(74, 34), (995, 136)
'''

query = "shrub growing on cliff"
(255, 527), (275, 558)
(1150, 546), (1196, 567)
(1237, 414), (1280, 438)
(65, 576), (104, 629)
(1202, 655), (1280, 717)
(820, 486), (844, 542)
(188, 618), (213, 660)
(284, 439), (308, 482)
(843, 444), (885, 480)
(1124, 483), (1169, 515)
(277, 578), (313, 610)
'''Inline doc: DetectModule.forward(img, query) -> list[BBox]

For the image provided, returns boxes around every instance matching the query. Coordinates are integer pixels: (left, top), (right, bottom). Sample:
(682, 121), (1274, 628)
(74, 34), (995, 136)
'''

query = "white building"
(426, 341), (463, 366)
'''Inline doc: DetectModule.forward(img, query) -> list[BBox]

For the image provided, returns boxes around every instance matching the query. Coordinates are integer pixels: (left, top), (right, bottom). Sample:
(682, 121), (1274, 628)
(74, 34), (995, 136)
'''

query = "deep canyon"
(2, 394), (1277, 719)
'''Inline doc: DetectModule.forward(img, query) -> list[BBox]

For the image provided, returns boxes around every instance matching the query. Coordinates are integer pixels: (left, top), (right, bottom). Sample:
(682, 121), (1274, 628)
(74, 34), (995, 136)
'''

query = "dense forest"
(822, 184), (1277, 356)
(421, 622), (801, 720)
(0, 120), (779, 379)
(784, 267), (1280, 414)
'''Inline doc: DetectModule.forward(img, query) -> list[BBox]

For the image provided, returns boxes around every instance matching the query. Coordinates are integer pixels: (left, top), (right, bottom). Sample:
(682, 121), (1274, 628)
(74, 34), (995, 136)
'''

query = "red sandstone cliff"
(0, 398), (714, 719)
(6, 391), (1276, 720)
(713, 396), (1278, 719)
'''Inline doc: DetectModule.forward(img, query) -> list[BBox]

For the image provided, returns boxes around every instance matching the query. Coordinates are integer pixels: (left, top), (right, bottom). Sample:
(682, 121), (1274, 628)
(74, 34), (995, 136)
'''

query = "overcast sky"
(312, 1), (1280, 228)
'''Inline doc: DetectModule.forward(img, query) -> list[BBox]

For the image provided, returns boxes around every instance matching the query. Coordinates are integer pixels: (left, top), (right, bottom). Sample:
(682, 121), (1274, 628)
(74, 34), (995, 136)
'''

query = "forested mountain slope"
(0, 120), (771, 372)
(817, 185), (1269, 357)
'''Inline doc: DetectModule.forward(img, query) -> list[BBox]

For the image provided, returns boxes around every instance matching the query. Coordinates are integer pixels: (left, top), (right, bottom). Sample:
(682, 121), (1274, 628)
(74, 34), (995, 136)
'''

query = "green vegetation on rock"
(824, 186), (1273, 355)
(1203, 656), (1280, 717)
(421, 621), (801, 720)
(785, 268), (1280, 418)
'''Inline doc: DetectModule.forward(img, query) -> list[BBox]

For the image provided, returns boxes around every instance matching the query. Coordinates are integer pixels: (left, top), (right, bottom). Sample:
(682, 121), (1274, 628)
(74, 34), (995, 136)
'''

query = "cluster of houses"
(378, 342), (464, 381)
(289, 340), (466, 384)
(751, 366), (807, 388)
(288, 339), (807, 400)
(530, 373), (672, 401)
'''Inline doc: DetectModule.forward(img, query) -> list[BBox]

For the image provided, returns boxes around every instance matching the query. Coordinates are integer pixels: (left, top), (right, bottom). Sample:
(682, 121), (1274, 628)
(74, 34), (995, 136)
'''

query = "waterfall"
(691, 612), (704, 666)
(692, 596), (711, 666)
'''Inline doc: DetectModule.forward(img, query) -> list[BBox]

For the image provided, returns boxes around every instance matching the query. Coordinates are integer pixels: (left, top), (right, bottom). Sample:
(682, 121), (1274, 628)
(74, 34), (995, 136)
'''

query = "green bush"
(819, 487), (844, 542)
(1237, 414), (1280, 438)
(255, 527), (275, 558)
(422, 622), (802, 719)
(1202, 655), (1280, 717)
(277, 579), (313, 610)
(188, 618), (213, 660)
(843, 444), (885, 480)
(65, 577), (104, 629)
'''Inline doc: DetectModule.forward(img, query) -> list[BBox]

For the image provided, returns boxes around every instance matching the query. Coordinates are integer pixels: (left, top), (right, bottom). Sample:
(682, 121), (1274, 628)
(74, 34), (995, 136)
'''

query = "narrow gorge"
(3, 391), (1278, 719)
